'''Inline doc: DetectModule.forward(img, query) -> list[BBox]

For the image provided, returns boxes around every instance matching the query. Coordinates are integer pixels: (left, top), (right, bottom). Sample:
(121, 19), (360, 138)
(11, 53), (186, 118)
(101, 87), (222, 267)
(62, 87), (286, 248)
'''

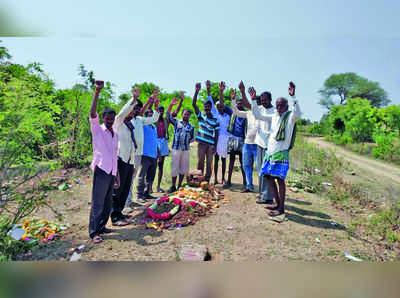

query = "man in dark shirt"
(224, 89), (247, 189)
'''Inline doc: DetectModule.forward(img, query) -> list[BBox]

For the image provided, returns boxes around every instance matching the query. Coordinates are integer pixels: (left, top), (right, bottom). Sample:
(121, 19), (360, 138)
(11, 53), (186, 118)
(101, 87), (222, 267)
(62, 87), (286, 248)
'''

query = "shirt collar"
(101, 124), (114, 135)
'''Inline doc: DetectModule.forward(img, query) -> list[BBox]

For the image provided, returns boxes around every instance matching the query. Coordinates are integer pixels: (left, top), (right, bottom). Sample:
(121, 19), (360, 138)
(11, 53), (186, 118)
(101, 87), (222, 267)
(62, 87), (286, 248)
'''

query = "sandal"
(93, 235), (103, 243)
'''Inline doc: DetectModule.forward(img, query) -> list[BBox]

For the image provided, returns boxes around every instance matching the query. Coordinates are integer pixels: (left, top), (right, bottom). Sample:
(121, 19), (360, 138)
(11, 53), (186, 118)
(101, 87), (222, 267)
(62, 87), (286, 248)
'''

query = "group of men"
(88, 80), (301, 243)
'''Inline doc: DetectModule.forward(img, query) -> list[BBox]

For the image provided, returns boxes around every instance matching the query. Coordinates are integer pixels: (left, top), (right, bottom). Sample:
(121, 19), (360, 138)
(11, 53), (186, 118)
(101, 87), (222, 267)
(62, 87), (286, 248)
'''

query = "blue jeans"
(242, 143), (258, 191)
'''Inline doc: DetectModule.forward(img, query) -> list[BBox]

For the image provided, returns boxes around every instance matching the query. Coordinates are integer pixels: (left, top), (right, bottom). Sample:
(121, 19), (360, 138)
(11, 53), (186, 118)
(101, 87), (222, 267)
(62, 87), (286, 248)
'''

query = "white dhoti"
(216, 134), (229, 158)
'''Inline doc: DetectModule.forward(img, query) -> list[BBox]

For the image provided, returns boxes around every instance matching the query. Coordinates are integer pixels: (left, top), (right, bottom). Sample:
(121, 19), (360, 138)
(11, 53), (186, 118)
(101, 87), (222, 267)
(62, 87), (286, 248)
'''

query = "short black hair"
(204, 100), (212, 107)
(144, 109), (153, 117)
(102, 108), (116, 117)
(261, 91), (272, 101)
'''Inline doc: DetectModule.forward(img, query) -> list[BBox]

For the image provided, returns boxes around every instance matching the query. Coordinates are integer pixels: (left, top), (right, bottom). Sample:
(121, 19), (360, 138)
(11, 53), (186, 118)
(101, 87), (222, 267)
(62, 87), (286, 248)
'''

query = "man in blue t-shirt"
(136, 108), (159, 203)
(192, 82), (220, 182)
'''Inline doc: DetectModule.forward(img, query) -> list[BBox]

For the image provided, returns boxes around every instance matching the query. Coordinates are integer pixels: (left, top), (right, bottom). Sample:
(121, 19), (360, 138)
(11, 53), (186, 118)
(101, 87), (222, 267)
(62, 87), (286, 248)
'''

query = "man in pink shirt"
(89, 80), (119, 244)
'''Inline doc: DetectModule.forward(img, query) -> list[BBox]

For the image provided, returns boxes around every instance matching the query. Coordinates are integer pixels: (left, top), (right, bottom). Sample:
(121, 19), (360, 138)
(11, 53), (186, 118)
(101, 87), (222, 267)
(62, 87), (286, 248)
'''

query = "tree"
(0, 40), (11, 62)
(377, 105), (400, 136)
(319, 72), (390, 110)
(329, 98), (378, 143)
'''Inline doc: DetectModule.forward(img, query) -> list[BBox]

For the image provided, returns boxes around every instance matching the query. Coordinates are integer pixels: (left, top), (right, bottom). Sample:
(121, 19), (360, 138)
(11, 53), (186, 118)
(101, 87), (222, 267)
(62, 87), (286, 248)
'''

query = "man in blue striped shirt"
(192, 82), (220, 182)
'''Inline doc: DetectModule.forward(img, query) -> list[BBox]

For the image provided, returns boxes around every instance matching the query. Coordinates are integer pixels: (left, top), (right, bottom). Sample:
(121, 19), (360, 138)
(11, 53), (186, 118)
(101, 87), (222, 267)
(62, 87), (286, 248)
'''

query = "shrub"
(372, 131), (396, 160)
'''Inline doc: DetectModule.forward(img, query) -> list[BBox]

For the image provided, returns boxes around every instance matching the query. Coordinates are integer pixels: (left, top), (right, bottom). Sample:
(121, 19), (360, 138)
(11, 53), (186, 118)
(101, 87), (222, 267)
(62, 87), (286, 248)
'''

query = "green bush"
(372, 131), (396, 160)
(332, 135), (352, 145)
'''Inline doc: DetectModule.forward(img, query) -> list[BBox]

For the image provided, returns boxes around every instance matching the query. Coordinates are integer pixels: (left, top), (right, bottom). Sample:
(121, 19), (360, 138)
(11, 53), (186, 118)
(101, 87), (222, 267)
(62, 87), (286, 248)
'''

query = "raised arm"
(142, 97), (160, 125)
(172, 92), (184, 116)
(90, 80), (104, 118)
(140, 93), (155, 116)
(289, 81), (302, 122)
(114, 87), (140, 130)
(219, 81), (226, 109)
(205, 80), (219, 117)
(167, 97), (179, 114)
(192, 82), (201, 115)
(232, 99), (249, 119)
(249, 86), (271, 122)
(206, 80), (211, 97)
(238, 80), (252, 109)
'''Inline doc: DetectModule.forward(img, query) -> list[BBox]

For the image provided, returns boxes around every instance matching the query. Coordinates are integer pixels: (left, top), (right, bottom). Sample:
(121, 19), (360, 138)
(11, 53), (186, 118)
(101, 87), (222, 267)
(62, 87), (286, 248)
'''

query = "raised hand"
(148, 95), (155, 105)
(95, 80), (104, 91)
(171, 97), (179, 106)
(195, 82), (201, 92)
(153, 89), (159, 97)
(133, 87), (140, 99)
(248, 87), (257, 100)
(238, 81), (245, 93)
(219, 81), (226, 92)
(154, 97), (160, 108)
(230, 89), (237, 100)
(206, 80), (211, 90)
(180, 91), (185, 100)
(288, 81), (296, 96)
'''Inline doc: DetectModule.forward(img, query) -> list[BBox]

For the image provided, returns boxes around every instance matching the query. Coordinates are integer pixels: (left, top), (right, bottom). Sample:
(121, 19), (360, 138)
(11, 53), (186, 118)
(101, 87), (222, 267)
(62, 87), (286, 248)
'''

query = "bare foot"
(265, 204), (279, 210)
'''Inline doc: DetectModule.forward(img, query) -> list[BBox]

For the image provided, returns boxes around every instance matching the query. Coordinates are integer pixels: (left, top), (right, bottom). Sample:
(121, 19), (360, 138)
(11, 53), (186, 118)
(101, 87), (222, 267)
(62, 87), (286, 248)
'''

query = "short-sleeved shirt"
(195, 111), (220, 146)
(167, 112), (195, 151)
(142, 124), (158, 159)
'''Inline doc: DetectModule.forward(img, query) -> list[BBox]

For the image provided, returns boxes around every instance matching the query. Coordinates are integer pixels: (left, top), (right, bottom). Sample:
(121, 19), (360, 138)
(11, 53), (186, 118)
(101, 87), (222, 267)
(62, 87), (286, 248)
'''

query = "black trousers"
(137, 156), (157, 199)
(89, 166), (114, 239)
(111, 157), (133, 222)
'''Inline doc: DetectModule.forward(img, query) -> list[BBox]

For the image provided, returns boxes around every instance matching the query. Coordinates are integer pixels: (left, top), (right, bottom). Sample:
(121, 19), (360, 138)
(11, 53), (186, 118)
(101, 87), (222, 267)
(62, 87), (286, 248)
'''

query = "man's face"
(276, 99), (288, 116)
(102, 114), (115, 130)
(145, 110), (154, 117)
(182, 110), (191, 122)
(133, 105), (141, 116)
(236, 100), (244, 110)
(216, 103), (224, 114)
(204, 102), (212, 115)
(261, 94), (272, 108)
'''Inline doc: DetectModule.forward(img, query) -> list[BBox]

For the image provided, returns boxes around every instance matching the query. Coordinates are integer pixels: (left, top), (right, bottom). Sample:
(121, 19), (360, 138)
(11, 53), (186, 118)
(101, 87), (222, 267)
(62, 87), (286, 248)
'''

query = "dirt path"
(307, 137), (400, 184)
(26, 169), (389, 261)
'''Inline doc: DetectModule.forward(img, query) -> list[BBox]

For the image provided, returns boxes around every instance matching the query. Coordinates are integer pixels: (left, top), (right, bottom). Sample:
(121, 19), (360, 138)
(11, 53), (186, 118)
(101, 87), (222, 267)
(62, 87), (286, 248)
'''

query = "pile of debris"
(141, 171), (228, 231)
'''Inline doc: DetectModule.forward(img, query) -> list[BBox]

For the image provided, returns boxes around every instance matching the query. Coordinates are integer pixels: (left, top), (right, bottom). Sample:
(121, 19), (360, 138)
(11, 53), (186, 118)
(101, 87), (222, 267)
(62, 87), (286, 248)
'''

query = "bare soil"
(19, 166), (395, 261)
(306, 137), (400, 206)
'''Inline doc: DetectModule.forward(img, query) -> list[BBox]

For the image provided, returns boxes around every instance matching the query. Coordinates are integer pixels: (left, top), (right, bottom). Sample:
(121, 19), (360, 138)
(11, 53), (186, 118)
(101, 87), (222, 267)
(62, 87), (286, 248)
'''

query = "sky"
(1, 0), (400, 121)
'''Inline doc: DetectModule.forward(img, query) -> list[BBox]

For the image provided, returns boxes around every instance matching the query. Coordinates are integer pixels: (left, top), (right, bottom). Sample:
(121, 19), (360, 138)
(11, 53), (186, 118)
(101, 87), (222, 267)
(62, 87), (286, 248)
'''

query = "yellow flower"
(23, 220), (30, 228)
